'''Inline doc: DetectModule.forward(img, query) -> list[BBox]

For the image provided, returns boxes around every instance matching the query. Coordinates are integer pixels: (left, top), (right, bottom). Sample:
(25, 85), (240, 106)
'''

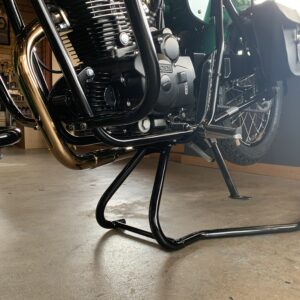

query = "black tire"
(218, 80), (283, 166)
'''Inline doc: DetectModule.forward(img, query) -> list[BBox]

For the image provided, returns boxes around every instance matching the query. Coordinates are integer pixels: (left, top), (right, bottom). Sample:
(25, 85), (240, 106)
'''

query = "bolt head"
(119, 32), (130, 46)
(86, 68), (95, 78)
(142, 119), (151, 130)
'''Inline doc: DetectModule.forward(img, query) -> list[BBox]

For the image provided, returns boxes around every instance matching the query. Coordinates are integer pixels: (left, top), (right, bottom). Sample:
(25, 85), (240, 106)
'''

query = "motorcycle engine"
(50, 0), (196, 134)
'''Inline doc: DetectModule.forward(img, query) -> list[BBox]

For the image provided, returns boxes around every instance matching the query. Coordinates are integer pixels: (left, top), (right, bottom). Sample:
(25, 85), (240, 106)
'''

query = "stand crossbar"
(96, 143), (300, 250)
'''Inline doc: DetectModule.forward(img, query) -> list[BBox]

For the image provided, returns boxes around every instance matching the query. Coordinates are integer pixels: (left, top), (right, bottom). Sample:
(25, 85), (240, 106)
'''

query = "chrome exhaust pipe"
(13, 21), (133, 169)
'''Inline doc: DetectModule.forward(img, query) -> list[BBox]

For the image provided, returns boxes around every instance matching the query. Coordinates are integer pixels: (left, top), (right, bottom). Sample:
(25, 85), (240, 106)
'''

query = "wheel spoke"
(221, 74), (273, 146)
(248, 113), (258, 142)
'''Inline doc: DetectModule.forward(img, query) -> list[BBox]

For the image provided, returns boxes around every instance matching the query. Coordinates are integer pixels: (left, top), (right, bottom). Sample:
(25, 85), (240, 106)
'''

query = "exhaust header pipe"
(14, 22), (133, 170)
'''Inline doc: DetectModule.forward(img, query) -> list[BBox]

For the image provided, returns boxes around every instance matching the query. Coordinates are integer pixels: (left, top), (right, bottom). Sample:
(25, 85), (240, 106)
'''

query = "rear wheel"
(217, 74), (283, 165)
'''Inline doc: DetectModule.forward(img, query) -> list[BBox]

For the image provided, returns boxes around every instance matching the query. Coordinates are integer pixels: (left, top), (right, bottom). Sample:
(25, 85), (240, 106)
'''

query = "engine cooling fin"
(86, 73), (115, 114)
(57, 0), (136, 66)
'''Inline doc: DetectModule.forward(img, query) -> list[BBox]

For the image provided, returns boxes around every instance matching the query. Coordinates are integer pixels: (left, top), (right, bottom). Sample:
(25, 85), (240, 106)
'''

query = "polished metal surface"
(13, 22), (132, 169)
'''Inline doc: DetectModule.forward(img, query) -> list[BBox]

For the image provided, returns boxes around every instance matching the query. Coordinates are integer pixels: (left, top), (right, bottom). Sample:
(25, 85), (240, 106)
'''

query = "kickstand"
(208, 139), (251, 200)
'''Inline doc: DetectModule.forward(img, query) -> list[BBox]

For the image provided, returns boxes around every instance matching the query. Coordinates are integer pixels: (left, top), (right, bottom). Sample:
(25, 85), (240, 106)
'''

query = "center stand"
(96, 142), (300, 250)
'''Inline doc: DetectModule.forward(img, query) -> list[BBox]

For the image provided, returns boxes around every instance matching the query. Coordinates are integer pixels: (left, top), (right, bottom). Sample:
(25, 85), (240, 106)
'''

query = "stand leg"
(209, 139), (251, 200)
(96, 149), (147, 229)
(96, 143), (300, 251)
(96, 147), (156, 239)
(148, 145), (183, 249)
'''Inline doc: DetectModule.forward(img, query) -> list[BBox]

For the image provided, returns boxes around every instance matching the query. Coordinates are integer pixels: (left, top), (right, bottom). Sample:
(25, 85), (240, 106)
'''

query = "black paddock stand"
(96, 143), (300, 250)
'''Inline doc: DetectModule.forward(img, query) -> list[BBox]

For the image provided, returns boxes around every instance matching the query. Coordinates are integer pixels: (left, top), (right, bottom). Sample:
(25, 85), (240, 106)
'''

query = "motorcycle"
(1, 0), (300, 250)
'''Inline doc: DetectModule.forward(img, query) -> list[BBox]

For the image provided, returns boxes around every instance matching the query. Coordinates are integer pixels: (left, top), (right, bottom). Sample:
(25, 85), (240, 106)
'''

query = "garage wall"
(0, 1), (49, 149)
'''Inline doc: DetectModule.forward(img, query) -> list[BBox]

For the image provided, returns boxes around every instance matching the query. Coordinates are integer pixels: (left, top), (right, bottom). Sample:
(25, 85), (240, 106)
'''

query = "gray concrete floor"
(0, 149), (300, 300)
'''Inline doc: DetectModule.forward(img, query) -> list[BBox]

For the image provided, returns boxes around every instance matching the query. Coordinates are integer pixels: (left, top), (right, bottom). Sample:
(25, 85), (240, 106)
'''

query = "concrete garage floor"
(1, 149), (300, 300)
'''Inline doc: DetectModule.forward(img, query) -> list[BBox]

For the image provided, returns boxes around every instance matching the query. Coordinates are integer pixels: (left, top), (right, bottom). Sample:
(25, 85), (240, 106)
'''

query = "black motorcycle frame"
(1, 0), (300, 250)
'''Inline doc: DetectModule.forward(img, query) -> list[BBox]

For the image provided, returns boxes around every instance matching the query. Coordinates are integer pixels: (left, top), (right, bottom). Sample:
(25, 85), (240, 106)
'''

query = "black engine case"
(155, 55), (196, 113)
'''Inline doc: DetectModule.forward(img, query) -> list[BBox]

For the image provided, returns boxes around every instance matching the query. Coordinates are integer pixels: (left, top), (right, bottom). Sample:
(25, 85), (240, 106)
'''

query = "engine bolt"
(66, 124), (75, 131)
(86, 68), (95, 78)
(138, 118), (151, 133)
(119, 32), (130, 46)
(80, 123), (87, 131)
(120, 76), (126, 84)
